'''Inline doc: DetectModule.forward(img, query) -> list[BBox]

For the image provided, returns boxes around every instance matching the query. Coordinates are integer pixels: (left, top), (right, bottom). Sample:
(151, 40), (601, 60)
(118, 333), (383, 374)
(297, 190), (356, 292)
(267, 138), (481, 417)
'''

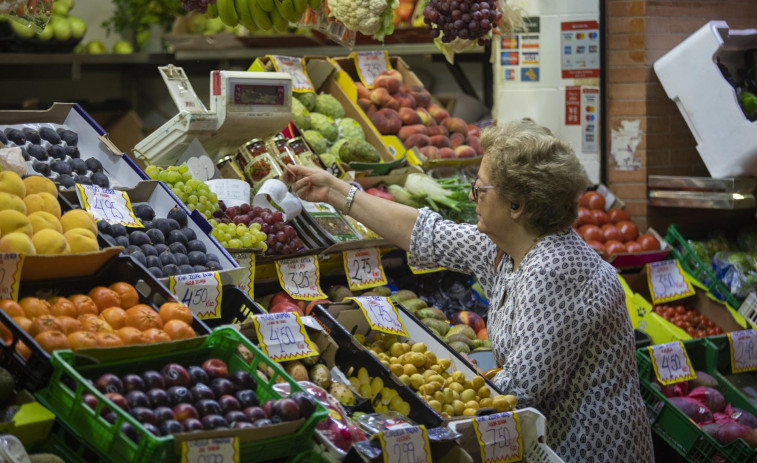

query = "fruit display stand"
(35, 327), (328, 463)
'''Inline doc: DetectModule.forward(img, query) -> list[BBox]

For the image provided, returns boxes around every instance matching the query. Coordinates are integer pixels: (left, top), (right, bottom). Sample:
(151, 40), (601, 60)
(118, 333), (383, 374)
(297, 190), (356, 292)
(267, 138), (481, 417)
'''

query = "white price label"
(729, 329), (757, 373)
(648, 341), (696, 386)
(0, 254), (23, 300)
(181, 436), (239, 463)
(473, 411), (523, 463)
(232, 253), (255, 300)
(76, 184), (143, 227)
(169, 272), (223, 320)
(269, 55), (315, 93)
(343, 248), (387, 291)
(375, 425), (431, 463)
(350, 296), (407, 337)
(252, 312), (318, 362)
(275, 255), (326, 301)
(354, 50), (391, 88)
(646, 260), (695, 304)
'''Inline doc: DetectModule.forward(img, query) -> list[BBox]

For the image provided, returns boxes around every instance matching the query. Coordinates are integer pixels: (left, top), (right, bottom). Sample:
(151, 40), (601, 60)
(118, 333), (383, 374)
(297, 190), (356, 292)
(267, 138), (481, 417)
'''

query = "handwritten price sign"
(275, 255), (326, 301)
(375, 425), (431, 463)
(648, 341), (697, 385)
(350, 296), (407, 337)
(231, 253), (255, 300)
(473, 411), (523, 463)
(268, 55), (315, 93)
(646, 260), (695, 305)
(343, 248), (387, 291)
(252, 313), (318, 362)
(181, 436), (239, 463)
(353, 50), (391, 88)
(0, 254), (23, 300)
(729, 329), (757, 373)
(169, 272), (223, 320)
(406, 252), (444, 275)
(76, 184), (143, 228)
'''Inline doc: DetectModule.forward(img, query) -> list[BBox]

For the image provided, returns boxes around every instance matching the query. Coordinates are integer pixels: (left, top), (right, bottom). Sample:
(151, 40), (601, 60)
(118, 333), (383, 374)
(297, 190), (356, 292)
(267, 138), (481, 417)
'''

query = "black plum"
(4, 128), (25, 145)
(22, 127), (40, 144)
(28, 144), (48, 161)
(59, 129), (78, 145)
(85, 157), (103, 172)
(69, 158), (88, 174)
(187, 240), (206, 253)
(40, 127), (61, 144)
(48, 144), (66, 160)
(56, 174), (76, 189)
(168, 243), (187, 255)
(168, 207), (188, 228)
(146, 229), (165, 245)
(92, 172), (110, 188)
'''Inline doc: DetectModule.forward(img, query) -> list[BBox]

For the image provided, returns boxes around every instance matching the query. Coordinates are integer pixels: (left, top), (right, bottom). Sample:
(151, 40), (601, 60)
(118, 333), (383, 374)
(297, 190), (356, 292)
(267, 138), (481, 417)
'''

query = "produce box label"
(0, 253), (23, 300)
(268, 55), (315, 93)
(473, 411), (523, 463)
(181, 436), (239, 463)
(646, 259), (695, 305)
(232, 252), (255, 300)
(406, 252), (445, 275)
(343, 248), (387, 291)
(76, 184), (143, 228)
(275, 255), (327, 301)
(350, 296), (407, 337)
(169, 272), (223, 320)
(729, 329), (757, 373)
(353, 50), (391, 89)
(252, 312), (318, 362)
(648, 341), (696, 386)
(375, 424), (431, 463)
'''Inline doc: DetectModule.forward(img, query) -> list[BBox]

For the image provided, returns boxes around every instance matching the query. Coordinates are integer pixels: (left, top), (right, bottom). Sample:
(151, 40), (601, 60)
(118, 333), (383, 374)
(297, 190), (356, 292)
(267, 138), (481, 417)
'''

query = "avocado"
(445, 334), (474, 347)
(390, 289), (418, 302)
(417, 307), (447, 321)
(449, 341), (471, 354)
(399, 298), (427, 313)
(422, 318), (450, 336)
(447, 324), (477, 340)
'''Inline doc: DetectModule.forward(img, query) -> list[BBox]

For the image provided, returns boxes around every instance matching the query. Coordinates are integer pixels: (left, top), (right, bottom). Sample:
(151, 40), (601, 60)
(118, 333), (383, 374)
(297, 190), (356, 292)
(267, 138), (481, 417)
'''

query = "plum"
(252, 418), (272, 428)
(154, 406), (175, 423)
(243, 406), (267, 422)
(95, 373), (124, 394)
(159, 419), (182, 435)
(291, 391), (317, 419)
(669, 397), (712, 423)
(232, 421), (254, 429)
(235, 389), (259, 409)
(271, 398), (300, 421)
(125, 390), (151, 409)
(103, 411), (119, 424)
(224, 410), (248, 425)
(121, 374), (145, 393)
(121, 422), (139, 443)
(202, 358), (229, 380)
(166, 386), (193, 407)
(147, 388), (169, 408)
(201, 414), (228, 430)
(190, 383), (215, 402)
(195, 399), (222, 418)
(210, 378), (235, 398)
(168, 207), (188, 228)
(104, 392), (128, 411)
(130, 407), (159, 426)
(187, 240), (206, 253)
(230, 370), (257, 391)
(181, 418), (203, 432)
(188, 366), (209, 385)
(218, 395), (241, 414)
(173, 403), (199, 422)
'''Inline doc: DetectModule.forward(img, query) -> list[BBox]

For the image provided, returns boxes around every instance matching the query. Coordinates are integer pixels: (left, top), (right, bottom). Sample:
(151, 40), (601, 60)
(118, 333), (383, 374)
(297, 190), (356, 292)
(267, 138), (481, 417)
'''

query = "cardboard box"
(91, 110), (145, 156)
(0, 389), (55, 447)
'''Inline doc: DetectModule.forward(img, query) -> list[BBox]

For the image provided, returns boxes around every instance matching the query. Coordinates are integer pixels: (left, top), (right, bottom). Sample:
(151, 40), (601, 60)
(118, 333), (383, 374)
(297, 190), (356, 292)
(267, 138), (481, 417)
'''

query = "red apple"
(268, 291), (297, 311)
(269, 301), (303, 316)
(202, 358), (229, 380)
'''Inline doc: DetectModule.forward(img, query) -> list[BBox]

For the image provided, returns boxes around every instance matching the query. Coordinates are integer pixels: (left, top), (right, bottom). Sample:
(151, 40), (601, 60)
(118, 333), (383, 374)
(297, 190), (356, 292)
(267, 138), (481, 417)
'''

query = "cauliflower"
(310, 113), (339, 141)
(338, 118), (365, 140)
(328, 0), (388, 36)
(303, 130), (328, 155)
(315, 94), (345, 120)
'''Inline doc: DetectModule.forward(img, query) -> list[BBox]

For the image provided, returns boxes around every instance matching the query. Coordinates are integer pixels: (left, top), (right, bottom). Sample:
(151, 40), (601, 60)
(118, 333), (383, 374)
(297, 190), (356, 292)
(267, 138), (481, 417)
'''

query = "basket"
(35, 327), (327, 463)
(199, 285), (265, 329)
(665, 224), (741, 309)
(636, 337), (757, 462)
(0, 255), (211, 391)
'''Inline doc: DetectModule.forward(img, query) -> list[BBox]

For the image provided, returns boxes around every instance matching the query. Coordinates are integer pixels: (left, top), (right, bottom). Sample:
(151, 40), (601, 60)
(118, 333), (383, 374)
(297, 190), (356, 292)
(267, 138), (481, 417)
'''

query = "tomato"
(578, 224), (604, 242)
(625, 241), (642, 253)
(580, 192), (606, 210)
(601, 224), (623, 242)
(638, 234), (661, 251)
(605, 240), (627, 256)
(591, 209), (610, 226)
(608, 208), (630, 224)
(586, 240), (606, 258)
(575, 207), (597, 228)
(616, 220), (639, 241)
(675, 305), (686, 315)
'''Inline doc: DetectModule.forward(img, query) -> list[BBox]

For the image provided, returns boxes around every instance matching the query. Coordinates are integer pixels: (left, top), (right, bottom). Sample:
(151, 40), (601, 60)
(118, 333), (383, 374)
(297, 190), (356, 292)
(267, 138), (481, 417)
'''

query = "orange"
(125, 305), (162, 331)
(142, 328), (171, 343)
(88, 287), (121, 312)
(158, 302), (193, 325)
(95, 332), (124, 348)
(69, 295), (98, 317)
(12, 316), (31, 333)
(99, 307), (126, 330)
(19, 297), (51, 319)
(34, 330), (70, 354)
(57, 316), (83, 335)
(0, 300), (24, 318)
(114, 327), (147, 346)
(163, 319), (195, 340)
(0, 322), (12, 345)
(476, 328), (488, 341)
(48, 297), (77, 318)
(16, 341), (31, 360)
(81, 317), (113, 334)
(28, 315), (62, 337)
(67, 331), (98, 350)
(109, 282), (139, 309)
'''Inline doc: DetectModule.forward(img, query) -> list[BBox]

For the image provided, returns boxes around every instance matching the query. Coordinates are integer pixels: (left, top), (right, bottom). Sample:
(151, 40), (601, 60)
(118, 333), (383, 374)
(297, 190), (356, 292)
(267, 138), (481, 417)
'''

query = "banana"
(247, 0), (273, 30)
(274, 0), (299, 23)
(307, 0), (321, 9)
(235, 0), (256, 29)
(268, 7), (289, 32)
(257, 0), (275, 13)
(206, 2), (219, 18)
(217, 0), (240, 27)
(292, 0), (308, 14)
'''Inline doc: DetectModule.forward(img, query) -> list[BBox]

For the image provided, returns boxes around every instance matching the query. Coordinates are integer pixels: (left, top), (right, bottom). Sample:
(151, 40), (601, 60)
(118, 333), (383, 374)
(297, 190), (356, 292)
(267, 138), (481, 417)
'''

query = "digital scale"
(134, 65), (293, 167)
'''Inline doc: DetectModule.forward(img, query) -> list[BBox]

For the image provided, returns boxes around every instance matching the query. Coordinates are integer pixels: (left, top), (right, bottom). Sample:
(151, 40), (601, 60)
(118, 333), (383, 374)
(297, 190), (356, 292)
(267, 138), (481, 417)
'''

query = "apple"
(268, 291), (296, 311)
(201, 358), (229, 380)
(174, 403), (200, 422)
(269, 301), (303, 316)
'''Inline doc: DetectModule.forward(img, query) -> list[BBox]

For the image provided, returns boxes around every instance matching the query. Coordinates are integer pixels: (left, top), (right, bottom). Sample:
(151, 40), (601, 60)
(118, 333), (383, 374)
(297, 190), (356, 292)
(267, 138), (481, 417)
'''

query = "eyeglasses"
(471, 176), (495, 201)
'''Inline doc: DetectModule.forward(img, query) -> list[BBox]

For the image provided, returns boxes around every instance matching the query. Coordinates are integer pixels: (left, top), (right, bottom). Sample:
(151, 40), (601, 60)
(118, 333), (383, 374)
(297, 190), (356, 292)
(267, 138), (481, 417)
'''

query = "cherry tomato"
(608, 208), (630, 224)
(638, 234), (661, 251)
(675, 305), (686, 315)
(591, 209), (610, 226)
(616, 220), (639, 242)
(576, 207), (597, 228)
(579, 224), (604, 243)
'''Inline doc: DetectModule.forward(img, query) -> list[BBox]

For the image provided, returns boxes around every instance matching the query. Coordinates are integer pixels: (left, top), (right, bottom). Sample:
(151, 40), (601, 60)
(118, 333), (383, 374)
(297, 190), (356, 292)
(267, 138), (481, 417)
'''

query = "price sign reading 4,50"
(343, 247), (387, 291)
(275, 255), (326, 301)
(473, 411), (523, 463)
(0, 253), (23, 300)
(376, 425), (431, 463)
(181, 436), (239, 463)
(169, 272), (223, 320)
(354, 50), (391, 88)
(646, 259), (695, 305)
(350, 296), (407, 337)
(76, 184), (143, 228)
(648, 341), (697, 386)
(729, 329), (757, 373)
(252, 312), (318, 362)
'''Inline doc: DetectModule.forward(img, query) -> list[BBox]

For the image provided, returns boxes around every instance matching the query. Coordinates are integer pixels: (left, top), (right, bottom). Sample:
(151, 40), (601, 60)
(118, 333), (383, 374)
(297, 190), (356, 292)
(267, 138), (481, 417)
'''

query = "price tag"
(349, 296), (407, 337)
(343, 248), (387, 291)
(648, 341), (697, 386)
(76, 184), (143, 228)
(252, 312), (318, 362)
(169, 272), (223, 320)
(375, 425), (431, 463)
(275, 255), (326, 301)
(268, 55), (315, 93)
(0, 254), (23, 300)
(232, 253), (255, 300)
(406, 252), (444, 275)
(729, 329), (757, 373)
(646, 260), (695, 305)
(353, 50), (391, 89)
(472, 411), (523, 463)
(181, 436), (239, 463)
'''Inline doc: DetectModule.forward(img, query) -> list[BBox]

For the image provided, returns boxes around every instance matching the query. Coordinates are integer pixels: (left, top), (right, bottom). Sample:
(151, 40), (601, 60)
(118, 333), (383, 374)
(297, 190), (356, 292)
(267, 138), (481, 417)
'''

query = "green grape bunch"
(208, 220), (269, 252)
(145, 164), (219, 220)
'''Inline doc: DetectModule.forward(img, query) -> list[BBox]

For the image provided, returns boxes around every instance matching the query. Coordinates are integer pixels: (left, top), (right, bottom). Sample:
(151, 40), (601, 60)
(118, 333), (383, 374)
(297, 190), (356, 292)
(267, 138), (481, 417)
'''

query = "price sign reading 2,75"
(252, 313), (318, 362)
(729, 329), (757, 373)
(275, 255), (327, 301)
(343, 248), (387, 291)
(648, 341), (697, 386)
(473, 411), (523, 463)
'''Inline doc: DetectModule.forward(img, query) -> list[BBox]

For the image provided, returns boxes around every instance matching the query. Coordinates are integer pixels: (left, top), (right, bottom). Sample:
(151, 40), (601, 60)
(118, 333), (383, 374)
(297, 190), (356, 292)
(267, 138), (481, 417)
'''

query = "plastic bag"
(737, 225), (757, 252)
(712, 251), (757, 298)
(1, 0), (52, 33)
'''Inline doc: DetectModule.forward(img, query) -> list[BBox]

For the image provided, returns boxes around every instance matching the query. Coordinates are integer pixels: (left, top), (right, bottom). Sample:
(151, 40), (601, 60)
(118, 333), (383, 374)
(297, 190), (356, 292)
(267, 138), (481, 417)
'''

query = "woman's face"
(471, 157), (511, 239)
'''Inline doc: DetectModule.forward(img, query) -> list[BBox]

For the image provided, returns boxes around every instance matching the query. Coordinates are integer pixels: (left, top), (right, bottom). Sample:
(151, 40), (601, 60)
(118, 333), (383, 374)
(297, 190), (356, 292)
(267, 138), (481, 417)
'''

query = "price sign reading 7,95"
(729, 329), (757, 373)
(275, 255), (326, 301)
(375, 425), (431, 463)
(646, 259), (695, 305)
(648, 341), (697, 386)
(252, 313), (318, 362)
(473, 411), (523, 463)
(343, 248), (387, 291)
(76, 184), (143, 228)
(350, 296), (407, 337)
(169, 272), (223, 320)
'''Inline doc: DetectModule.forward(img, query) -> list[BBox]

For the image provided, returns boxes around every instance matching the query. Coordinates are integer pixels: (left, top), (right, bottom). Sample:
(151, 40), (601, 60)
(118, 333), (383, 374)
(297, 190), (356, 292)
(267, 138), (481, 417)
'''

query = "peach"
(370, 108), (403, 135)
(430, 135), (451, 148)
(379, 69), (404, 84)
(426, 125), (449, 137)
(399, 107), (422, 125)
(370, 87), (392, 107)
(398, 94), (417, 109)
(367, 104), (379, 117)
(410, 89), (431, 109)
(449, 132), (466, 149)
(397, 124), (427, 141)
(454, 145), (476, 158)
(416, 108), (433, 127)
(428, 104), (450, 124)
(357, 98), (372, 113)
(443, 117), (469, 136)
(404, 134), (431, 149)
(468, 135), (482, 155)
(356, 82), (371, 100)
(374, 75), (401, 93)
(419, 145), (441, 160)
(440, 147), (456, 159)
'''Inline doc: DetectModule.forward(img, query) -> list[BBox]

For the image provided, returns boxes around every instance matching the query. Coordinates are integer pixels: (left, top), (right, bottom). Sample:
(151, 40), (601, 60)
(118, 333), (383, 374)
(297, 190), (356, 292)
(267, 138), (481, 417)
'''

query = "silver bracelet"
(342, 185), (358, 215)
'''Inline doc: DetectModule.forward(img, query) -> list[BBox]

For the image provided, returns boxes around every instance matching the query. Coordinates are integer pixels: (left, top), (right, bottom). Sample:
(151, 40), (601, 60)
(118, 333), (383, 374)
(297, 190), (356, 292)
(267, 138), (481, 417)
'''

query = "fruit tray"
(637, 337), (757, 463)
(0, 255), (211, 391)
(199, 285), (265, 329)
(35, 327), (328, 463)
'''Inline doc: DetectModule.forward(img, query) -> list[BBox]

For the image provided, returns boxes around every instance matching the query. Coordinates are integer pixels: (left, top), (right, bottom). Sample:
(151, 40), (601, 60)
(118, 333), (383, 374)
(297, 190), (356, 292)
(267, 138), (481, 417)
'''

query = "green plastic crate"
(35, 327), (327, 463)
(665, 224), (741, 309)
(637, 337), (757, 462)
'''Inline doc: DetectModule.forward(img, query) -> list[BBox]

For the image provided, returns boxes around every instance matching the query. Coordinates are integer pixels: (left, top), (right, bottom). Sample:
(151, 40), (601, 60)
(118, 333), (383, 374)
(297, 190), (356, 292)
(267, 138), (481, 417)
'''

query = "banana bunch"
(209, 0), (323, 30)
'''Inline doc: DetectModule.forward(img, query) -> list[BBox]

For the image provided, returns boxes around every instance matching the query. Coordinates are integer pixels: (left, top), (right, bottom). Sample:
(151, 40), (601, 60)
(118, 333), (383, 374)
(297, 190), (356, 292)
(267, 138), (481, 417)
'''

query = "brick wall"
(605, 0), (757, 233)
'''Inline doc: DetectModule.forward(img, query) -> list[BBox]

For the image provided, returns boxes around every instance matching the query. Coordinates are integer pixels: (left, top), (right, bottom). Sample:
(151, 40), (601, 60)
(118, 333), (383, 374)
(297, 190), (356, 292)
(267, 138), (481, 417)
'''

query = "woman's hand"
(284, 164), (346, 205)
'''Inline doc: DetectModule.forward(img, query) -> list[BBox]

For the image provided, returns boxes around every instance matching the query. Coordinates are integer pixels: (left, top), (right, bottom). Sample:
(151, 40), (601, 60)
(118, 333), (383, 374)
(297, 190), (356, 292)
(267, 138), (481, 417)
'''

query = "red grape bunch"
(423, 0), (503, 45)
(181, 0), (214, 13)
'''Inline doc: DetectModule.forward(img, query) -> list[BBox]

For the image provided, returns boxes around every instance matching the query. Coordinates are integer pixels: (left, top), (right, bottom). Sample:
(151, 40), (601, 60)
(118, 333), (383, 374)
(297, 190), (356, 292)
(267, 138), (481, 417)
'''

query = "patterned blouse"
(409, 208), (654, 463)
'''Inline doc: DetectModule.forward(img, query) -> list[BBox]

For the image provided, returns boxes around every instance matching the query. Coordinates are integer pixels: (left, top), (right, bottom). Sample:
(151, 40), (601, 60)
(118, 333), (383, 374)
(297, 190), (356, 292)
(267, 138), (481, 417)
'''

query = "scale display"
(233, 84), (286, 106)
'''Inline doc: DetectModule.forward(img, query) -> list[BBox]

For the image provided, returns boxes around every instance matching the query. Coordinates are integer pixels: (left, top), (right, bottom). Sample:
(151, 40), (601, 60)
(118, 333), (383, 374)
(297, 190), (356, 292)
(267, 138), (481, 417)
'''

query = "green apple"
(72, 43), (84, 53)
(203, 17), (224, 34)
(188, 14), (207, 34)
(67, 16), (86, 39)
(51, 16), (72, 41)
(84, 40), (107, 54)
(37, 23), (54, 41)
(112, 40), (133, 54)
(10, 20), (37, 39)
(52, 2), (70, 17)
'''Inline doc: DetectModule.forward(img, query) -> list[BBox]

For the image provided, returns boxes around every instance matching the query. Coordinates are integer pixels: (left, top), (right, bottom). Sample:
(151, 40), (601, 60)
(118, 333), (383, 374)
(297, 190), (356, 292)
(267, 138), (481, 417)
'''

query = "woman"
(285, 119), (653, 462)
